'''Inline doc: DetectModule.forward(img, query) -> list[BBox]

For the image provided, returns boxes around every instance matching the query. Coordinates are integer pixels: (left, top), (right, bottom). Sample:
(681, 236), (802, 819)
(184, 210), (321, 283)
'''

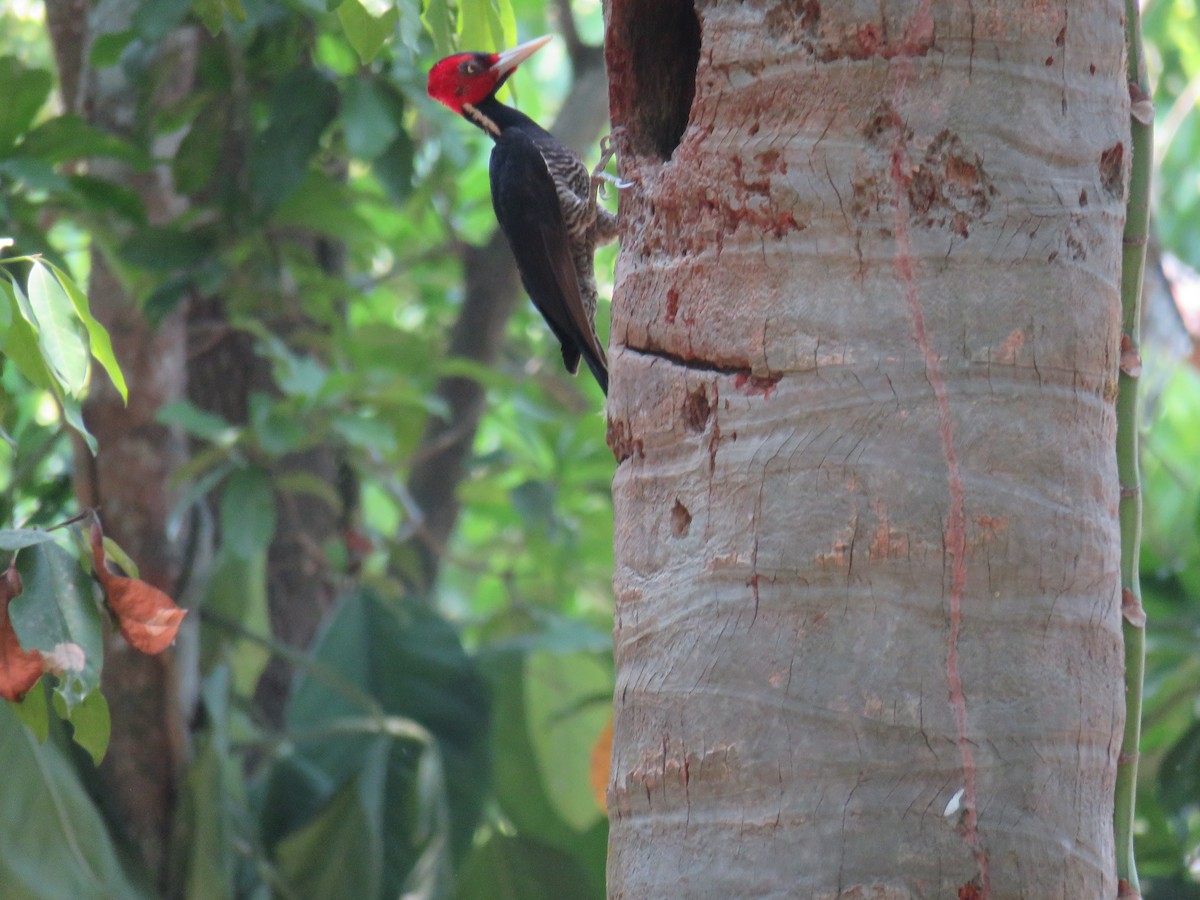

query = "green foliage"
(1136, 365), (1200, 895)
(1, 255), (125, 452)
(0, 704), (147, 898)
(1133, 3), (1200, 891)
(11, 541), (104, 712)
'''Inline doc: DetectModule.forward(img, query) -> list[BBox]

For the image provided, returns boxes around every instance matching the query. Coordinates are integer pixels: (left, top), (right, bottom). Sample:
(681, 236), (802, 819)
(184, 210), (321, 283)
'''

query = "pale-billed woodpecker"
(427, 35), (626, 395)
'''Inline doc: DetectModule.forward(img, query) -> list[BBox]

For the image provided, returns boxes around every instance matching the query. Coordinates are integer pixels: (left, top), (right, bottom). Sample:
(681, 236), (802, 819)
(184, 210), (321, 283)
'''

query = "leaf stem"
(1114, 0), (1152, 893)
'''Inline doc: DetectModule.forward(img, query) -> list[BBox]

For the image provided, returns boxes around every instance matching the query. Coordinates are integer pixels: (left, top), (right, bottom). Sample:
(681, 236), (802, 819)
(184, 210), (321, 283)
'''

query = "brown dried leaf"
(90, 517), (186, 655)
(589, 718), (613, 811)
(1122, 588), (1146, 628)
(1120, 335), (1143, 377)
(0, 565), (44, 701)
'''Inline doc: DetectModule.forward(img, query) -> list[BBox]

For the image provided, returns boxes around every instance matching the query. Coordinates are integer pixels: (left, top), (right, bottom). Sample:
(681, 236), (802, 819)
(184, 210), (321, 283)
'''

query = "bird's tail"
(561, 342), (608, 395)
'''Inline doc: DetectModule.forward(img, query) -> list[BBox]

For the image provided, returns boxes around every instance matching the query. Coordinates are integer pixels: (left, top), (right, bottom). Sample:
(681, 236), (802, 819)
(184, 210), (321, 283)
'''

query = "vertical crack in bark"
(886, 3), (990, 894)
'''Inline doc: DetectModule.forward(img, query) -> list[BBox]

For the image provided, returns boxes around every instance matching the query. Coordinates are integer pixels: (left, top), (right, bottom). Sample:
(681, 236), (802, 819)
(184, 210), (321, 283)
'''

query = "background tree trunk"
(605, 1), (1128, 895)
(48, 1), (194, 883)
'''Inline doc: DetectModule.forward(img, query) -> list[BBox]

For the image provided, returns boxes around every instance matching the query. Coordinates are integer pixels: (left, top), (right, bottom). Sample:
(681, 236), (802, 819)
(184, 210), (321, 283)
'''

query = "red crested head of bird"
(426, 35), (552, 114)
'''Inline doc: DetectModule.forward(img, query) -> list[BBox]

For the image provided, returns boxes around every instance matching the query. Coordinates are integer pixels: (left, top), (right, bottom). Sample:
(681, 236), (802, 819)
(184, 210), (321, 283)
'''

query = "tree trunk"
(48, 1), (195, 884)
(604, 1), (1128, 896)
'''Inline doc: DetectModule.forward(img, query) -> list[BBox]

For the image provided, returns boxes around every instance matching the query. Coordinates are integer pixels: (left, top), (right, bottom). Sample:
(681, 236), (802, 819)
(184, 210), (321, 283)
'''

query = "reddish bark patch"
(856, 114), (995, 238)
(665, 287), (681, 324)
(958, 880), (983, 900)
(1099, 143), (1124, 198)
(814, 6), (934, 62)
(607, 416), (644, 463)
(906, 131), (997, 238)
(733, 372), (781, 397)
(670, 500), (692, 537)
(993, 329), (1025, 365)
(764, 0), (820, 46)
(682, 385), (712, 433)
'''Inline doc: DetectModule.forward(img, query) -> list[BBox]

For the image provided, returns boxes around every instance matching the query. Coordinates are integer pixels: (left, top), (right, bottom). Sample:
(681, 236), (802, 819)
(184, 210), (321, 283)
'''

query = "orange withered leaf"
(0, 564), (44, 701)
(589, 718), (613, 811)
(90, 519), (186, 655)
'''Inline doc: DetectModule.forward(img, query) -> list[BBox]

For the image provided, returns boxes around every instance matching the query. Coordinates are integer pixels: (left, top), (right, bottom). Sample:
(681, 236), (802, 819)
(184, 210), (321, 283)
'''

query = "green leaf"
(454, 833), (597, 900)
(248, 393), (309, 456)
(99, 536), (140, 581)
(191, 0), (247, 35)
(0, 279), (51, 389)
(172, 100), (226, 195)
(0, 278), (10, 333)
(421, 0), (455, 57)
(528, 648), (614, 830)
(10, 542), (104, 713)
(249, 67), (338, 211)
(261, 591), (489, 893)
(332, 413), (396, 454)
(273, 171), (373, 242)
(219, 467), (277, 560)
(9, 680), (49, 743)
(0, 705), (148, 898)
(0, 57), (53, 153)
(132, 0), (190, 42)
(341, 76), (402, 159)
(25, 261), (90, 398)
(200, 549), (270, 694)
(179, 739), (237, 898)
(66, 174), (147, 223)
(89, 30), (136, 68)
(119, 225), (216, 272)
(337, 0), (399, 65)
(54, 688), (110, 765)
(157, 400), (238, 443)
(0, 157), (70, 193)
(0, 529), (60, 551)
(275, 759), (384, 899)
(58, 393), (98, 455)
(177, 672), (245, 900)
(15, 115), (150, 169)
(43, 261), (128, 403)
(373, 131), (415, 203)
(457, 0), (514, 55)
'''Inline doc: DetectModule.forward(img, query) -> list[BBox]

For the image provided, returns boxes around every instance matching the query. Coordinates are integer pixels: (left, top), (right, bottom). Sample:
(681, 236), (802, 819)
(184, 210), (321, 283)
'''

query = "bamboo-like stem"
(1114, 0), (1152, 893)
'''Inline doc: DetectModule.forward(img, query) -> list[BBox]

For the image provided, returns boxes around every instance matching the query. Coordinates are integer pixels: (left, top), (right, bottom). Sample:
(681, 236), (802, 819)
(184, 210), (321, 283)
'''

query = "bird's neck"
(462, 95), (539, 139)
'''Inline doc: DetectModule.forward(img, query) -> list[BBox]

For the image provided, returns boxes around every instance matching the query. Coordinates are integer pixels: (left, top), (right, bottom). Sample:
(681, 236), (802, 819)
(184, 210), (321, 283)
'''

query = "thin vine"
(1114, 0), (1153, 894)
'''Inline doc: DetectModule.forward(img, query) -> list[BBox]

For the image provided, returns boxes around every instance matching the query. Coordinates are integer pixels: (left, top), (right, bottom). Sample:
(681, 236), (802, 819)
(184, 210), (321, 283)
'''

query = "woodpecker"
(427, 35), (625, 395)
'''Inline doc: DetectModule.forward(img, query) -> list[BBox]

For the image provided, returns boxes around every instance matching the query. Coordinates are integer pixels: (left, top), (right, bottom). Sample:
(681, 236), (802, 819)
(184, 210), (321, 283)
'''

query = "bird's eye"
(462, 60), (481, 75)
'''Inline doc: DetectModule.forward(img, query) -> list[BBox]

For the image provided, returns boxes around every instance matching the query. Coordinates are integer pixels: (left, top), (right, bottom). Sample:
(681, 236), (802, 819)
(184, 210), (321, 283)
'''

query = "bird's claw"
(592, 127), (629, 183)
(591, 129), (635, 201)
(592, 171), (637, 200)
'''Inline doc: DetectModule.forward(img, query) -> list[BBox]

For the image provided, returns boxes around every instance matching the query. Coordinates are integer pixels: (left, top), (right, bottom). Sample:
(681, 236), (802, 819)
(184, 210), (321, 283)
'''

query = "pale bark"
(605, 1), (1127, 896)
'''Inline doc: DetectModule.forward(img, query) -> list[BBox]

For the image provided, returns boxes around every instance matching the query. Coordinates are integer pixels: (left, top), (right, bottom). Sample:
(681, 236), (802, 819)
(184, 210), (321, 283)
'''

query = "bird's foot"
(591, 127), (635, 201)
(598, 126), (626, 159)
(593, 171), (637, 199)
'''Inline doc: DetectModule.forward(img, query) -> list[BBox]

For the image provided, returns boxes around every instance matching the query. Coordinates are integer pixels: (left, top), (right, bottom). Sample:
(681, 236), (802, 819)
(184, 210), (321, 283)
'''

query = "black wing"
(490, 128), (608, 394)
